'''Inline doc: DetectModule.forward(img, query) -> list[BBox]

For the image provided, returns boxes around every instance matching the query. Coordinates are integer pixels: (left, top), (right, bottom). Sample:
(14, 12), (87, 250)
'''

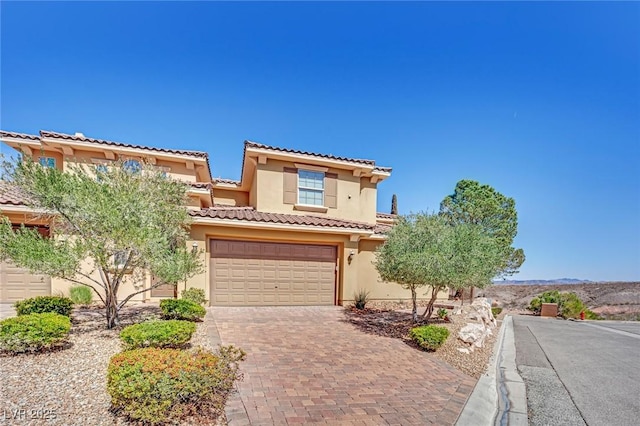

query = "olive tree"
(374, 213), (502, 322)
(0, 157), (202, 328)
(440, 179), (525, 277)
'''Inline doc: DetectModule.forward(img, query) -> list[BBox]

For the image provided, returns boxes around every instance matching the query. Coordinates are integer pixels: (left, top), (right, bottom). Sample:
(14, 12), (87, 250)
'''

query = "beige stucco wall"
(53, 149), (200, 183)
(213, 188), (250, 207)
(350, 239), (450, 303)
(252, 159), (378, 224)
(185, 222), (448, 306)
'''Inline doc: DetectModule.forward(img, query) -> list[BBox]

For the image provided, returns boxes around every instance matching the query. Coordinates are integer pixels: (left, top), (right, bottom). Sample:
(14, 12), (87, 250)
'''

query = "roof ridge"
(244, 140), (377, 166)
(39, 130), (210, 159)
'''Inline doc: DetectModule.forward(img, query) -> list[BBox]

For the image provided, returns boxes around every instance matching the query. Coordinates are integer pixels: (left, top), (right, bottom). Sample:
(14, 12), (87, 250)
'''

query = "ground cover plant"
(160, 299), (206, 321)
(181, 287), (208, 305)
(69, 285), (93, 305)
(14, 296), (74, 317)
(119, 320), (196, 350)
(0, 312), (71, 353)
(107, 345), (246, 424)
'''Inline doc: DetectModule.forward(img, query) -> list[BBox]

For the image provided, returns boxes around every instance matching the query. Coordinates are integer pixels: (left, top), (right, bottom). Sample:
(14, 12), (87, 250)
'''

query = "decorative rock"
(456, 298), (497, 349)
(457, 347), (471, 354)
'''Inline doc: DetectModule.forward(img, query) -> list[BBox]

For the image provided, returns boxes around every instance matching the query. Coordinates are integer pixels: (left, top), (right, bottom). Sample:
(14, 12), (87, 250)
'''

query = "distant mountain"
(493, 278), (592, 285)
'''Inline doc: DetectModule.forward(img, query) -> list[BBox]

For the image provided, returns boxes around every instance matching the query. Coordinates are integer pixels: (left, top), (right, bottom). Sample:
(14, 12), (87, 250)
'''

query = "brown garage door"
(0, 260), (51, 303)
(210, 240), (336, 306)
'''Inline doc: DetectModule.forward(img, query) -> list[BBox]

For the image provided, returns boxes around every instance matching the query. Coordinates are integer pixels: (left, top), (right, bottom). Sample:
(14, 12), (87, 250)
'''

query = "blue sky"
(1, 2), (638, 281)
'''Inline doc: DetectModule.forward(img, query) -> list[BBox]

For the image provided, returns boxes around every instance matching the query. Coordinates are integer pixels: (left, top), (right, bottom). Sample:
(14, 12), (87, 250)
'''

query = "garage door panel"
(1, 261), (51, 303)
(210, 240), (336, 306)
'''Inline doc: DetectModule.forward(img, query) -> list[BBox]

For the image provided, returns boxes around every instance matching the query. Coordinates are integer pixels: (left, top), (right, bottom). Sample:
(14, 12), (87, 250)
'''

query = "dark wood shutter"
(283, 167), (298, 204)
(324, 173), (337, 208)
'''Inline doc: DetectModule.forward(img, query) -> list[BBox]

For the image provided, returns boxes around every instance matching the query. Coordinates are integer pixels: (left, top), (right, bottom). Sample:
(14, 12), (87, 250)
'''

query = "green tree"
(0, 157), (202, 329)
(440, 179), (525, 277)
(374, 213), (502, 321)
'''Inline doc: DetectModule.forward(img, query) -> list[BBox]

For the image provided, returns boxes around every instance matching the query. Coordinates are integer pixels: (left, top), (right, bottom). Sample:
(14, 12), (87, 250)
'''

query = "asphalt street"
(513, 316), (640, 426)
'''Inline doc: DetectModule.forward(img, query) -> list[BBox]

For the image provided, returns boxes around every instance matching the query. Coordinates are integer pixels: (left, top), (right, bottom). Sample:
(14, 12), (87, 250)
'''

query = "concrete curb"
(456, 315), (528, 426)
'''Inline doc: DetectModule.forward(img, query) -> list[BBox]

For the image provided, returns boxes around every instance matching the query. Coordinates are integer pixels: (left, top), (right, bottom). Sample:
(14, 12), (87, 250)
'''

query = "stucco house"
(0, 130), (443, 306)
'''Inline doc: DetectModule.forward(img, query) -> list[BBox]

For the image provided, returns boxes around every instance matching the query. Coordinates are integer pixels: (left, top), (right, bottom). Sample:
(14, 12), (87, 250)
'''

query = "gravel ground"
(0, 304), (220, 426)
(350, 301), (504, 380)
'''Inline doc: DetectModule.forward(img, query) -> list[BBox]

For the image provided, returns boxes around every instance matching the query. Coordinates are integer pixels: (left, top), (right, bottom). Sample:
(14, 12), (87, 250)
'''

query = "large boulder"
(456, 298), (497, 352)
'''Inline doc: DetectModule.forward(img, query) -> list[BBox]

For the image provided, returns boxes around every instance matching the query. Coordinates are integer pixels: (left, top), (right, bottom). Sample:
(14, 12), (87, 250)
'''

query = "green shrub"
(437, 308), (448, 320)
(0, 313), (71, 353)
(160, 299), (206, 321)
(491, 307), (503, 317)
(14, 296), (74, 317)
(69, 285), (93, 305)
(107, 345), (246, 424)
(528, 290), (600, 320)
(120, 320), (196, 350)
(528, 290), (561, 314)
(353, 289), (370, 310)
(409, 325), (450, 351)
(181, 288), (208, 306)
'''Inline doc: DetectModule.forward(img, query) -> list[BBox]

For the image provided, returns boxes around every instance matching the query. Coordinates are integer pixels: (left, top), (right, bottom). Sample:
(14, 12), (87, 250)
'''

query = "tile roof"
(39, 130), (209, 159)
(190, 206), (375, 231)
(245, 141), (377, 166)
(189, 182), (213, 190)
(376, 212), (397, 220)
(0, 181), (29, 206)
(212, 178), (241, 186)
(0, 130), (40, 141)
(374, 223), (393, 235)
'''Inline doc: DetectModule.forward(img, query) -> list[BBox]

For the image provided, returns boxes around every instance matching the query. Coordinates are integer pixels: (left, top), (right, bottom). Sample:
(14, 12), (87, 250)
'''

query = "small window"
(114, 251), (129, 268)
(39, 157), (56, 168)
(123, 159), (141, 174)
(298, 170), (324, 206)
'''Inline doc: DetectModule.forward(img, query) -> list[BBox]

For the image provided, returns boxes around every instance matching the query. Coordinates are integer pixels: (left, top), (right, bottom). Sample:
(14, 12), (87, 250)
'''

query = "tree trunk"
(421, 286), (440, 321)
(410, 285), (418, 323)
(105, 292), (119, 329)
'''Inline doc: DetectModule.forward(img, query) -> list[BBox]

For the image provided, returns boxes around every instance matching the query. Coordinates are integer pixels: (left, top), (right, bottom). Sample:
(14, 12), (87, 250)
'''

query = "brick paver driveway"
(209, 306), (475, 425)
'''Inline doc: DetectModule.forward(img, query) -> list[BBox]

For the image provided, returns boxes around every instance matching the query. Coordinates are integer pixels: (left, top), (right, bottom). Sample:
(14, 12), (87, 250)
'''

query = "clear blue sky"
(1, 2), (638, 281)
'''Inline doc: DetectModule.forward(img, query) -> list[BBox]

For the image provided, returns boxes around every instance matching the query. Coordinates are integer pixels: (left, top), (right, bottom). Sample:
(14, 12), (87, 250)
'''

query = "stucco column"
(339, 240), (360, 306)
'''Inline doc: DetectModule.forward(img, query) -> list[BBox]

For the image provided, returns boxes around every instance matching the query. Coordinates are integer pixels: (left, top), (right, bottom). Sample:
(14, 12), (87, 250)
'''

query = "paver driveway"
(209, 306), (475, 425)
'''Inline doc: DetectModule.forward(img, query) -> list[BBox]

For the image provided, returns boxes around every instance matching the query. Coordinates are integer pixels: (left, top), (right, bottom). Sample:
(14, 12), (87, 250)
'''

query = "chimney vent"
(74, 132), (85, 138)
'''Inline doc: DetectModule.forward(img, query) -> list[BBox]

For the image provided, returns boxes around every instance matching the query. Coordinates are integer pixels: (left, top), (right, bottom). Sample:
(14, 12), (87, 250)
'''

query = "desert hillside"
(481, 282), (640, 320)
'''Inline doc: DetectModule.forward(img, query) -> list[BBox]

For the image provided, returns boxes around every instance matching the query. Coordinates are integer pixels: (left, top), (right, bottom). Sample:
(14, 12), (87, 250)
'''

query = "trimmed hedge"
(69, 285), (93, 305)
(409, 325), (450, 351)
(14, 296), (74, 317)
(181, 288), (207, 306)
(120, 320), (196, 350)
(160, 299), (206, 321)
(107, 346), (246, 424)
(0, 313), (71, 353)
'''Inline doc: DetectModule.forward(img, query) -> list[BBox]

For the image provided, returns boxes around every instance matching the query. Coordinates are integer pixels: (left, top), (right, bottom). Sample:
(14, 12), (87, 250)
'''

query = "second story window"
(298, 170), (324, 206)
(123, 159), (141, 174)
(39, 157), (56, 168)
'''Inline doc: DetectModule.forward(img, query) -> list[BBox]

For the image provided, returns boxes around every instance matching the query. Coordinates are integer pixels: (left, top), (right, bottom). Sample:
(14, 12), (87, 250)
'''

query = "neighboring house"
(0, 130), (445, 305)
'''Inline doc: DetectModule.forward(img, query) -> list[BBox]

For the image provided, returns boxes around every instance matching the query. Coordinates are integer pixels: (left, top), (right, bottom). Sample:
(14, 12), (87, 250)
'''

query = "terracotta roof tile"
(374, 166), (392, 173)
(0, 181), (29, 206)
(376, 212), (397, 219)
(245, 141), (376, 166)
(374, 223), (393, 234)
(190, 206), (375, 231)
(189, 182), (212, 190)
(0, 130), (40, 141)
(212, 178), (241, 186)
(39, 130), (209, 159)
